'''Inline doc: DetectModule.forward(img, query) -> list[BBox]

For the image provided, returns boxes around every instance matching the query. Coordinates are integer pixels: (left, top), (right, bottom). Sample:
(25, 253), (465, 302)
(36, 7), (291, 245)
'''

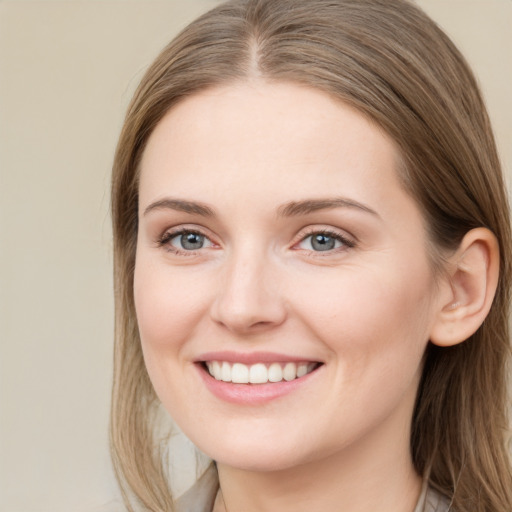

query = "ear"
(429, 228), (500, 347)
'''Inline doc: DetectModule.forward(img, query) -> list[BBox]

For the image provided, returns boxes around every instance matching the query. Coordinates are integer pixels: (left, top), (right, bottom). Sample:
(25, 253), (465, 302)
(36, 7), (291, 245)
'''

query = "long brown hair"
(110, 1), (512, 510)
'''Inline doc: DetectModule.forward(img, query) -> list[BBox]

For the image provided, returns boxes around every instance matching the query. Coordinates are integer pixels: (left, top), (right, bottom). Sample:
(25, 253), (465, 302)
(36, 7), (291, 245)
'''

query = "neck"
(215, 410), (422, 512)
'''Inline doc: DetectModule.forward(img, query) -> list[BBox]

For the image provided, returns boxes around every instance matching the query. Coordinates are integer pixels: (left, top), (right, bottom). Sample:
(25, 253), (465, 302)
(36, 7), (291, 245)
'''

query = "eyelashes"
(156, 225), (356, 257)
(157, 228), (214, 254)
(296, 228), (356, 252)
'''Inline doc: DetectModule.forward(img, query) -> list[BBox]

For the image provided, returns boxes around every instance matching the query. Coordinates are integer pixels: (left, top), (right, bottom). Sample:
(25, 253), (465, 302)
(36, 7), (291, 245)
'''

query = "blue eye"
(174, 232), (206, 250)
(313, 233), (337, 251)
(160, 230), (213, 252)
(298, 231), (353, 252)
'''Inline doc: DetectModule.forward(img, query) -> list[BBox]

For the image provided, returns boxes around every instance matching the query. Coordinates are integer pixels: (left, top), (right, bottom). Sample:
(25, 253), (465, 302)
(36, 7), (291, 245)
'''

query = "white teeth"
(212, 361), (222, 380)
(231, 363), (249, 383)
(283, 362), (296, 381)
(268, 362), (283, 382)
(297, 363), (308, 378)
(206, 361), (318, 384)
(249, 363), (268, 384)
(221, 361), (231, 382)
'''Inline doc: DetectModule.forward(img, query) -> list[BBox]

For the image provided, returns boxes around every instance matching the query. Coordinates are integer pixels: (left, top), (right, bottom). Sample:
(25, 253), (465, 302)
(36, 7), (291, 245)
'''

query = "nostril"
(209, 265), (287, 332)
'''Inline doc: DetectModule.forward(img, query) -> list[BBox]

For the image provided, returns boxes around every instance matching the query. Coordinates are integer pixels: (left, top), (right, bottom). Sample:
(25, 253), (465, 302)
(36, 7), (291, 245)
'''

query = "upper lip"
(195, 351), (323, 365)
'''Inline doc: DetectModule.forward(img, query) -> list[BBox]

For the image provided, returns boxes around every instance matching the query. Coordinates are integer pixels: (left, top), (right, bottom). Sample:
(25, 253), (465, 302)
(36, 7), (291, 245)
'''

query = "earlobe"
(430, 228), (499, 347)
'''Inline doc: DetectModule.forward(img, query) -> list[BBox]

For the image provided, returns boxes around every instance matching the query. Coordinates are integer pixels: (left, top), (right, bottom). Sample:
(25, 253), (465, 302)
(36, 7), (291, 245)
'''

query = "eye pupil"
(181, 232), (204, 250)
(311, 234), (335, 251)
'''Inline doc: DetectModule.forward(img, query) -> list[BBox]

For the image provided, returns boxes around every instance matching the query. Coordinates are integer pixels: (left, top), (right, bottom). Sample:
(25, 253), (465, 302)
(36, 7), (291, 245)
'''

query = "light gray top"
(175, 464), (219, 512)
(176, 465), (451, 512)
(413, 478), (451, 512)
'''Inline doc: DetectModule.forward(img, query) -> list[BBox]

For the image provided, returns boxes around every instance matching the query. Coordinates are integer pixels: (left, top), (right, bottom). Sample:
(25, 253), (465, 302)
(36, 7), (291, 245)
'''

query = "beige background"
(0, 1), (510, 511)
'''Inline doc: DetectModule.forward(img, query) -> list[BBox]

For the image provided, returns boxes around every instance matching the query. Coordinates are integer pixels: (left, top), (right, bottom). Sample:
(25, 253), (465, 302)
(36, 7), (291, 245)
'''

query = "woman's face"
(135, 82), (445, 472)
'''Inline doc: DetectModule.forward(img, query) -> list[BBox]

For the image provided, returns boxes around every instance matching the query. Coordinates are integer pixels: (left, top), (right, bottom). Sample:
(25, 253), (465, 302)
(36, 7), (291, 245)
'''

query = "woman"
(110, 0), (512, 511)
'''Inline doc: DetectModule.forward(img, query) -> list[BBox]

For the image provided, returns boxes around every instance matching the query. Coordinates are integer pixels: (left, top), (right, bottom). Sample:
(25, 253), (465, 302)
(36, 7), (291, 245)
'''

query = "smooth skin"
(134, 82), (499, 512)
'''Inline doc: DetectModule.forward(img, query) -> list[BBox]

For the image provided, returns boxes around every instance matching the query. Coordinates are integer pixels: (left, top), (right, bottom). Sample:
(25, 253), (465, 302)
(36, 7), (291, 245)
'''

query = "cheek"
(133, 257), (213, 356)
(297, 266), (434, 442)
(133, 257), (214, 414)
(298, 262), (434, 372)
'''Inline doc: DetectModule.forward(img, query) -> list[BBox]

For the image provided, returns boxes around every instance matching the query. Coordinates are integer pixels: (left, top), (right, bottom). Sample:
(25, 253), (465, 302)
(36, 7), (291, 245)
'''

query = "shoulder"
(424, 488), (451, 512)
(175, 463), (219, 512)
(415, 481), (452, 512)
(177, 467), (452, 512)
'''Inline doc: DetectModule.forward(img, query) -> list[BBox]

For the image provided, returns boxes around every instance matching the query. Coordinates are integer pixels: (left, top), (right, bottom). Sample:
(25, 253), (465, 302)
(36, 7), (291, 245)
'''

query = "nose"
(210, 249), (287, 334)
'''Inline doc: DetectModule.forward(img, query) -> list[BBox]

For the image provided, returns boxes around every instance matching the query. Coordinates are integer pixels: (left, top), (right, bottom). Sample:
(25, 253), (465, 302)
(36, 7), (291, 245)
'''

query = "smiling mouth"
(204, 361), (321, 384)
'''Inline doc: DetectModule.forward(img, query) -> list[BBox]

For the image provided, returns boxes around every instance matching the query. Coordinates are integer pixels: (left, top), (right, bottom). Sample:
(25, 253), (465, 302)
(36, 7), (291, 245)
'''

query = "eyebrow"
(277, 197), (379, 217)
(142, 196), (379, 219)
(143, 198), (215, 217)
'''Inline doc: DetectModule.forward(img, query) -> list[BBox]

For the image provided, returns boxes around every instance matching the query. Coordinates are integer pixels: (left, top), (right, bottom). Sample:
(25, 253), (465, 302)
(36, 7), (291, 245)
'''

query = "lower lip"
(196, 363), (321, 405)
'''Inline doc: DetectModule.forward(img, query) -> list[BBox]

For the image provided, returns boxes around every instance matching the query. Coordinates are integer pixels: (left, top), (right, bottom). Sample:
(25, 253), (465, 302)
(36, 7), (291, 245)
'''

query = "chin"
(194, 432), (321, 473)
(214, 450), (305, 473)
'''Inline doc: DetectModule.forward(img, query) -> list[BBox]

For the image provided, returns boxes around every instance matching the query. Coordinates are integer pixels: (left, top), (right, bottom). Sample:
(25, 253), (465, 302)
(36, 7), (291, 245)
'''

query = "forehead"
(143, 81), (394, 162)
(138, 81), (411, 221)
